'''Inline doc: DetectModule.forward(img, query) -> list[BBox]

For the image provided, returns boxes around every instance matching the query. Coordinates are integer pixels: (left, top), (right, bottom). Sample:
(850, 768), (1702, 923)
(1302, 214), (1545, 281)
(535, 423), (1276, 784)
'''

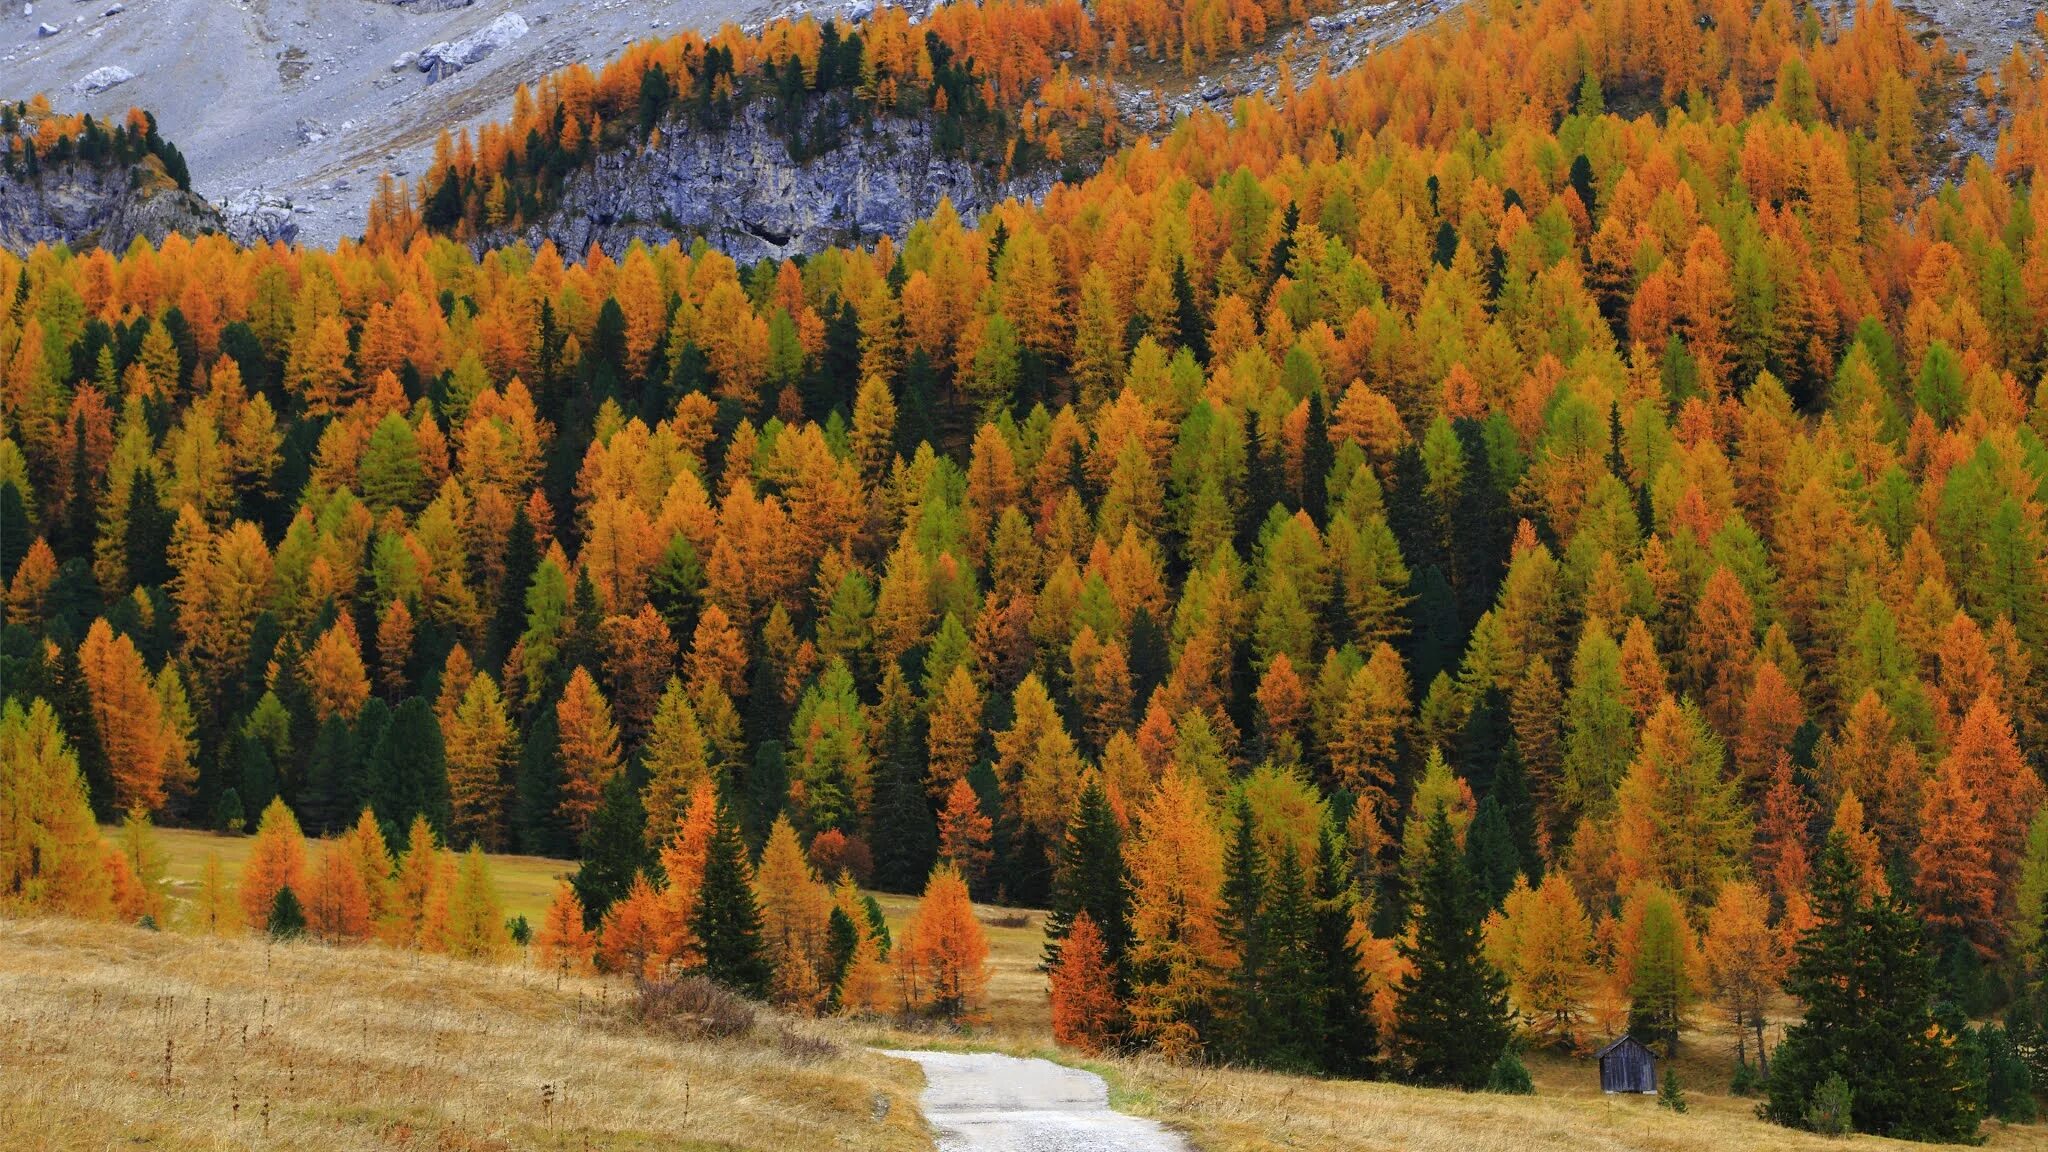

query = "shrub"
(1805, 1074), (1853, 1137)
(634, 975), (755, 1041)
(1981, 1025), (2038, 1123)
(1485, 1048), (1533, 1095)
(267, 886), (305, 940)
(1658, 1068), (1687, 1113)
(506, 914), (532, 946)
(1729, 1060), (1760, 1097)
(775, 1023), (841, 1063)
(807, 830), (874, 886)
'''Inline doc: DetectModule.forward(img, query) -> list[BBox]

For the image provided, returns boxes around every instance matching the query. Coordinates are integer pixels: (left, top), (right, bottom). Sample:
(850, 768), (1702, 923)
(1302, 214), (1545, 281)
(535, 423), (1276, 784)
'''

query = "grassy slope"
(88, 825), (2047, 1151)
(0, 917), (928, 1152)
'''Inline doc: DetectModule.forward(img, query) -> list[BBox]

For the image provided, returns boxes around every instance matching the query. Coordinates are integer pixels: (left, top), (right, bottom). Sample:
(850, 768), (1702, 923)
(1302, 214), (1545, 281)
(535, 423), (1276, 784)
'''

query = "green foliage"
(1804, 1074), (1854, 1137)
(694, 798), (771, 998)
(1486, 1048), (1534, 1095)
(1762, 835), (1982, 1142)
(266, 885), (306, 940)
(1658, 1068), (1687, 1113)
(1395, 808), (1512, 1090)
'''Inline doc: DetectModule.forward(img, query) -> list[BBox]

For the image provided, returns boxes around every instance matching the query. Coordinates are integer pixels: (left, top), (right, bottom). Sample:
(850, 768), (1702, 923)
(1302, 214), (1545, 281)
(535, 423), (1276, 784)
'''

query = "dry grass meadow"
(28, 824), (2043, 1151)
(0, 916), (930, 1152)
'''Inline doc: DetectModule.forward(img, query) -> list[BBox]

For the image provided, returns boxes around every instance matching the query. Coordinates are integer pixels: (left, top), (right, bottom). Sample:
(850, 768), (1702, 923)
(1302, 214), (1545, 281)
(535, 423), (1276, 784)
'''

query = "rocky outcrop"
(0, 159), (224, 252)
(71, 66), (136, 97)
(220, 190), (300, 246)
(419, 13), (529, 83)
(497, 101), (1054, 265)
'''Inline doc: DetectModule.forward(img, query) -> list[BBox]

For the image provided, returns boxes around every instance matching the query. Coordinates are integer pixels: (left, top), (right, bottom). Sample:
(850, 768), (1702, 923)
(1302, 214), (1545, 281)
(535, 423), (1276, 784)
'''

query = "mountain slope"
(0, 0), (773, 247)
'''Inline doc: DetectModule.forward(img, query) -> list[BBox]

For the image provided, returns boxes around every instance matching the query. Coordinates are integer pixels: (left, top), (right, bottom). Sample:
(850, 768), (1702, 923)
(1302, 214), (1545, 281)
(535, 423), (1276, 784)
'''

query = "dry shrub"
(985, 912), (1033, 930)
(633, 975), (755, 1041)
(775, 1023), (841, 1064)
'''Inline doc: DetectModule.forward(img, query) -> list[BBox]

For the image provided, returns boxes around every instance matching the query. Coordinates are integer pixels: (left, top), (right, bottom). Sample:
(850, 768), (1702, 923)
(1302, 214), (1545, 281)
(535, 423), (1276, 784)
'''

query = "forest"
(8, 0), (2048, 1142)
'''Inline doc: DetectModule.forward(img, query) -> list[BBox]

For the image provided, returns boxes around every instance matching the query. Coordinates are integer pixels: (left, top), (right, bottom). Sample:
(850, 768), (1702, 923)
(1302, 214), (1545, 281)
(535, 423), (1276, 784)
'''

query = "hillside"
(0, 99), (222, 250)
(0, 0), (777, 247)
(11, 0), (2048, 1146)
(7, 907), (2038, 1151)
(0, 916), (929, 1152)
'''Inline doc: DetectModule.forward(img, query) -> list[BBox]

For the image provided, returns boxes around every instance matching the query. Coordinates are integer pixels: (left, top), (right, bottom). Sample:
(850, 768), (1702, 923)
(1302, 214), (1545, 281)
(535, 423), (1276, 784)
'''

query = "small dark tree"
(1219, 799), (1269, 1062)
(267, 886), (306, 940)
(695, 799), (771, 997)
(1316, 821), (1379, 1077)
(570, 770), (652, 923)
(1043, 777), (1130, 978)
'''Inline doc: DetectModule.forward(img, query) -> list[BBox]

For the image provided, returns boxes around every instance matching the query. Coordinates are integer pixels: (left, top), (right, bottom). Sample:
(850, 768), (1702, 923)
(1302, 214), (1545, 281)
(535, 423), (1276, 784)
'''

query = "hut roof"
(1595, 1035), (1651, 1059)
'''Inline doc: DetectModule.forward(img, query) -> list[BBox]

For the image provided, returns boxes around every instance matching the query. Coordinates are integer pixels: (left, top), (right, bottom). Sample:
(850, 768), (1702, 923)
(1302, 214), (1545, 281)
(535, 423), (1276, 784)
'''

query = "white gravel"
(881, 1050), (1189, 1152)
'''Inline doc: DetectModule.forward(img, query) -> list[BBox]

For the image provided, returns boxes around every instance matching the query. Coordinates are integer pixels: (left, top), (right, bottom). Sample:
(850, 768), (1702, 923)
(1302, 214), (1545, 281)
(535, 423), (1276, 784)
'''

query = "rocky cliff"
(495, 100), (1055, 265)
(0, 158), (225, 253)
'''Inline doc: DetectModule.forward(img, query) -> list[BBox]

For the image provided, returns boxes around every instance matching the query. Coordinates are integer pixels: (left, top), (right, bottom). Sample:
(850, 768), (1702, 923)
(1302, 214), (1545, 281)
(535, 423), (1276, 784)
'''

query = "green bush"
(1657, 1068), (1687, 1113)
(1485, 1048), (1533, 1095)
(1729, 1060), (1760, 1098)
(1805, 1074), (1853, 1137)
(266, 886), (305, 940)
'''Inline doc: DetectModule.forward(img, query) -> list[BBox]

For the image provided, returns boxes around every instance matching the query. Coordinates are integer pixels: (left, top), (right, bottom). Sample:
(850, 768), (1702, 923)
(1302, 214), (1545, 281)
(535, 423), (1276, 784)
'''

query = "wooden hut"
(1596, 1035), (1657, 1094)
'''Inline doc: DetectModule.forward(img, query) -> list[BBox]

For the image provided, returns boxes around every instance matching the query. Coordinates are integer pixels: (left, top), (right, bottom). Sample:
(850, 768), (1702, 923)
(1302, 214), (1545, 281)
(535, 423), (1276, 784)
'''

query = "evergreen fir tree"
(1043, 777), (1130, 979)
(514, 708), (574, 857)
(1302, 391), (1333, 524)
(1316, 820), (1378, 1077)
(266, 885), (306, 939)
(1220, 799), (1269, 1062)
(234, 731), (278, 824)
(1763, 834), (1982, 1141)
(1457, 685), (1508, 795)
(1260, 846), (1324, 1072)
(1395, 808), (1512, 1089)
(825, 904), (860, 1009)
(303, 714), (356, 835)
(490, 506), (539, 669)
(122, 468), (173, 591)
(695, 799), (771, 997)
(1489, 738), (1540, 882)
(0, 480), (29, 585)
(895, 349), (938, 456)
(373, 697), (450, 838)
(570, 769), (651, 923)
(744, 738), (787, 850)
(1464, 795), (1521, 911)
(869, 736), (938, 895)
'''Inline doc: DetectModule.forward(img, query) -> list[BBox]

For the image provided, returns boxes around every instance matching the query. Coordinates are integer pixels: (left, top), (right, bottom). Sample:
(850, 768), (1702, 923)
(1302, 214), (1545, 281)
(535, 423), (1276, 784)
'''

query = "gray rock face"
(418, 12), (528, 82)
(498, 101), (1052, 265)
(0, 159), (223, 252)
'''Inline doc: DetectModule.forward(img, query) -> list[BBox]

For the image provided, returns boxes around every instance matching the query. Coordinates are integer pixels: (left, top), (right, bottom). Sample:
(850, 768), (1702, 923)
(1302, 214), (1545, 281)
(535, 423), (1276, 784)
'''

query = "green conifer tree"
(695, 799), (771, 997)
(1763, 834), (1982, 1141)
(1043, 777), (1130, 979)
(1394, 808), (1512, 1089)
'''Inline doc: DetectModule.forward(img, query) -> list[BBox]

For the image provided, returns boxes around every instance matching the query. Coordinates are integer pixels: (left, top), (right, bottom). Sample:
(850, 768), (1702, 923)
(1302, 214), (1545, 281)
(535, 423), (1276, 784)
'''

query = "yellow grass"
(0, 915), (929, 1152)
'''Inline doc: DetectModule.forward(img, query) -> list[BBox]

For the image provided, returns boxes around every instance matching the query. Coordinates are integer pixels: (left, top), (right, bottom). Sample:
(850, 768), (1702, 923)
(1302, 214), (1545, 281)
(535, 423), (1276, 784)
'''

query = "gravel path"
(881, 1050), (1189, 1152)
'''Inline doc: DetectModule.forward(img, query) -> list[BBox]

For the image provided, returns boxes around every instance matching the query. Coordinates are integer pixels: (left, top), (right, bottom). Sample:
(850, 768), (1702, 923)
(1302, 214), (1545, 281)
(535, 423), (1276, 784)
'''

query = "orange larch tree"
(1049, 911), (1123, 1052)
(555, 666), (624, 836)
(535, 882), (597, 980)
(239, 796), (310, 927)
(898, 861), (990, 1023)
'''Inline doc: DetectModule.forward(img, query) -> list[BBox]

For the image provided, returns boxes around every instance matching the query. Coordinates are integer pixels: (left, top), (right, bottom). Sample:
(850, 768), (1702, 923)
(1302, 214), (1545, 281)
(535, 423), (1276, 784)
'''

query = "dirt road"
(881, 1050), (1188, 1152)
